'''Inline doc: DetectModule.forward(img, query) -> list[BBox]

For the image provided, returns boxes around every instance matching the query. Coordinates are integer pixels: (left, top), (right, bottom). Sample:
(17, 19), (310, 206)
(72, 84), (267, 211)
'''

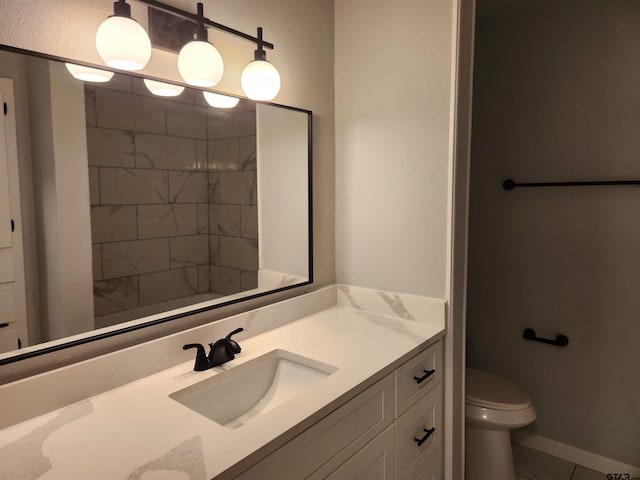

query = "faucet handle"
(183, 343), (211, 371)
(225, 327), (244, 354)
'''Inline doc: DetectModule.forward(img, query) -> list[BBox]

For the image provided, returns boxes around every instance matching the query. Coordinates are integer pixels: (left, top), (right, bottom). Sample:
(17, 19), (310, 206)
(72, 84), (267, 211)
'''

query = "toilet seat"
(466, 368), (531, 411)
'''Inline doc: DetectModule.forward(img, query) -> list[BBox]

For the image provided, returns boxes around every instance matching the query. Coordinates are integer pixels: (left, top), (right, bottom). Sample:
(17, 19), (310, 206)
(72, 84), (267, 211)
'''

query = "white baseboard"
(511, 430), (640, 476)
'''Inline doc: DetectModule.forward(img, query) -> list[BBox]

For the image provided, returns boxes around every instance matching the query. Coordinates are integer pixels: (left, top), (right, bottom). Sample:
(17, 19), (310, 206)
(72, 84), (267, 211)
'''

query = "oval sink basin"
(170, 349), (338, 429)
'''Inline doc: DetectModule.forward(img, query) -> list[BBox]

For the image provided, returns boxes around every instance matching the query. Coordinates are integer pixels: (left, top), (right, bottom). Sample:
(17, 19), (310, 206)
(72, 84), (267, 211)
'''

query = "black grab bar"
(523, 328), (569, 347)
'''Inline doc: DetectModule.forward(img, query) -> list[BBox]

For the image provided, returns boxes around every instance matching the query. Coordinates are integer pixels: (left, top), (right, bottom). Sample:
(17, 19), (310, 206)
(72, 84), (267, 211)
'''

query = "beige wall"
(334, 0), (454, 299)
(468, 0), (640, 466)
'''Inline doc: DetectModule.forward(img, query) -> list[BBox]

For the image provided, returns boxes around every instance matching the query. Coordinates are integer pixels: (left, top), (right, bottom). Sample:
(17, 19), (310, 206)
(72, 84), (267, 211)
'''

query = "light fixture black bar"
(502, 178), (640, 190)
(137, 0), (274, 49)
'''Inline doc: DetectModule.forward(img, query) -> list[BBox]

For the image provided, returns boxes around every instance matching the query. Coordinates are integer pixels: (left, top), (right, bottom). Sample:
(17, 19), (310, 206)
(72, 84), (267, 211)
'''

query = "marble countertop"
(0, 285), (445, 480)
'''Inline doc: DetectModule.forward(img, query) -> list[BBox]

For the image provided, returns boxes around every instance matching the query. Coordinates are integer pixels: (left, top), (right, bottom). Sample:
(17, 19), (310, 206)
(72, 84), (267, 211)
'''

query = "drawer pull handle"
(414, 427), (436, 447)
(414, 369), (435, 384)
(0, 323), (9, 329)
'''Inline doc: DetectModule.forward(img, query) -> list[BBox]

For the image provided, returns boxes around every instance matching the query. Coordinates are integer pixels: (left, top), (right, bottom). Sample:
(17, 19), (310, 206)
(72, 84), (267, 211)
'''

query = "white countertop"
(0, 285), (445, 480)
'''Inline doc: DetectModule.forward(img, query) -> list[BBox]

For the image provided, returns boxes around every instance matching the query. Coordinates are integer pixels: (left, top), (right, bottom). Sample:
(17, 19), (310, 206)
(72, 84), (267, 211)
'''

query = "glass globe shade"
(241, 60), (281, 101)
(96, 16), (151, 71)
(203, 91), (240, 109)
(178, 41), (224, 87)
(65, 63), (114, 83)
(143, 79), (185, 97)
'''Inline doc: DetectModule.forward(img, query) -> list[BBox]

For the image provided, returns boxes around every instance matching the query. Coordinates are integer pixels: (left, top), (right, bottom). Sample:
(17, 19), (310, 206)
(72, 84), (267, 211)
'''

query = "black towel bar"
(503, 178), (640, 190)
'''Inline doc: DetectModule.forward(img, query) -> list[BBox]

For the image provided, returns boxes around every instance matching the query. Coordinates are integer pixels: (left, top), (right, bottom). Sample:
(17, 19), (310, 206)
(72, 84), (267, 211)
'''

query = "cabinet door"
(321, 425), (396, 480)
(413, 452), (441, 480)
(0, 324), (18, 353)
(0, 89), (12, 249)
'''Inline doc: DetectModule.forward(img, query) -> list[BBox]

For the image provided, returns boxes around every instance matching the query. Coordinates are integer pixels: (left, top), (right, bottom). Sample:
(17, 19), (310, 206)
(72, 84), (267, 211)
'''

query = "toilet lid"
(466, 368), (531, 411)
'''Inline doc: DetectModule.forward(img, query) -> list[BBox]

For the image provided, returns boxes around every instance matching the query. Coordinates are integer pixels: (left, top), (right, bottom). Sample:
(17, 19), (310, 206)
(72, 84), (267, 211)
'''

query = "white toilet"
(465, 368), (536, 480)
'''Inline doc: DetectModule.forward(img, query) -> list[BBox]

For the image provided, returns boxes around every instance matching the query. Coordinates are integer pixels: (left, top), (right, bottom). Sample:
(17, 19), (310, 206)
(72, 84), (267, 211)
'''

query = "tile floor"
(513, 444), (608, 480)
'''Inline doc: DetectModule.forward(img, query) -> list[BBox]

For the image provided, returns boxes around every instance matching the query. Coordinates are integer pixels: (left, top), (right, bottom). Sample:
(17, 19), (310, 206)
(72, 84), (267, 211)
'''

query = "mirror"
(0, 45), (311, 363)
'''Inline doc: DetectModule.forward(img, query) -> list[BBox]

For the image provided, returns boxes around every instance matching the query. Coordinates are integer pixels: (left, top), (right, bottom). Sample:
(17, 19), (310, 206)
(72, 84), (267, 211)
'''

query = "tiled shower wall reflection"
(86, 75), (258, 321)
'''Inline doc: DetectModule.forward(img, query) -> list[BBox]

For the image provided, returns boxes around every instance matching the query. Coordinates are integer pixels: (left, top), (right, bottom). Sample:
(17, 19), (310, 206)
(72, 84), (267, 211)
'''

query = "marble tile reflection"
(86, 82), (261, 319)
(208, 173), (220, 203)
(139, 267), (198, 306)
(196, 140), (208, 171)
(241, 206), (258, 239)
(91, 206), (137, 243)
(197, 203), (209, 234)
(96, 88), (165, 134)
(219, 236), (258, 271)
(101, 73), (133, 94)
(135, 133), (198, 171)
(218, 108), (256, 138)
(207, 109), (236, 140)
(87, 127), (135, 167)
(238, 136), (257, 171)
(166, 102), (207, 140)
(99, 168), (168, 205)
(241, 271), (258, 290)
(209, 235), (220, 264)
(198, 265), (209, 293)
(219, 172), (257, 205)
(208, 138), (239, 171)
(102, 239), (170, 279)
(208, 205), (240, 236)
(170, 235), (209, 268)
(88, 167), (100, 205)
(92, 244), (102, 282)
(94, 276), (139, 316)
(210, 265), (243, 295)
(169, 171), (208, 204)
(138, 204), (198, 239)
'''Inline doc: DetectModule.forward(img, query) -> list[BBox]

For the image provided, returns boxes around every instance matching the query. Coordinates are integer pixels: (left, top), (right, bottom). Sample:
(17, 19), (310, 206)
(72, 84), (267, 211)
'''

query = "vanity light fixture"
(241, 28), (281, 101)
(203, 91), (240, 108)
(96, 0), (152, 71)
(177, 3), (224, 87)
(64, 63), (114, 83)
(91, 1), (280, 98)
(143, 79), (185, 96)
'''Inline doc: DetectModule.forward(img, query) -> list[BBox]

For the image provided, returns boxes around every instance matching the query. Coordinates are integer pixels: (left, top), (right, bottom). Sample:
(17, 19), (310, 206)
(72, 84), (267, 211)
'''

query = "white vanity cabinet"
(232, 340), (443, 480)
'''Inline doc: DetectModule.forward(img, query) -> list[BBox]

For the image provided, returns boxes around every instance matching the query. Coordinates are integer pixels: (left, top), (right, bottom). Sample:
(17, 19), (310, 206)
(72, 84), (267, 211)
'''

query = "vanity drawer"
(395, 341), (442, 417)
(234, 373), (394, 480)
(395, 383), (442, 480)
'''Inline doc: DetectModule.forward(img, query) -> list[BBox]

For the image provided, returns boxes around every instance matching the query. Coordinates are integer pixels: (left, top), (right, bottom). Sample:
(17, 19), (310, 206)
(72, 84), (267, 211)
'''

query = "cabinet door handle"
(414, 427), (436, 447)
(413, 369), (435, 384)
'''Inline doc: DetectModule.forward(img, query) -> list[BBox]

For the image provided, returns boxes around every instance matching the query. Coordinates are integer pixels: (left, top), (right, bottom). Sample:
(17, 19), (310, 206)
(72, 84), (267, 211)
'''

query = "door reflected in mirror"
(0, 46), (311, 361)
